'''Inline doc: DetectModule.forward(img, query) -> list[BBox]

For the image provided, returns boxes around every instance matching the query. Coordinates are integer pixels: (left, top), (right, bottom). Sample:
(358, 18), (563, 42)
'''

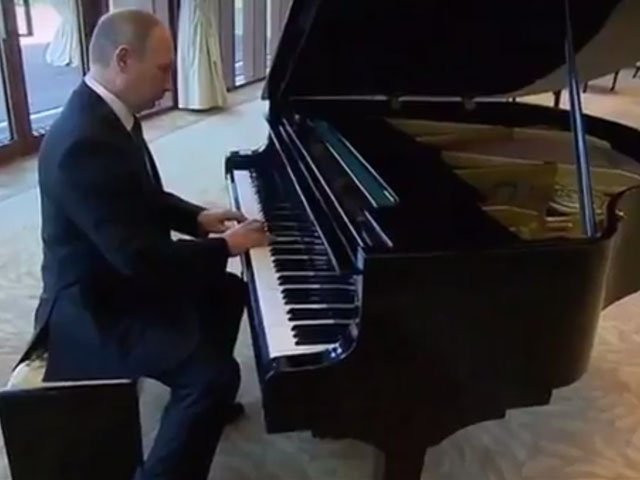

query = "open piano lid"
(264, 0), (640, 102)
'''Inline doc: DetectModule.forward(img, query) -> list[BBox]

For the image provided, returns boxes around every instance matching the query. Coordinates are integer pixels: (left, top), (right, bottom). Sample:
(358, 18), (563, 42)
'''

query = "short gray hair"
(89, 9), (162, 67)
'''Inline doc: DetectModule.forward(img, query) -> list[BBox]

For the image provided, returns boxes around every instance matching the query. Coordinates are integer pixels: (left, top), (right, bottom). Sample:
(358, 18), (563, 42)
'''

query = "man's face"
(116, 25), (174, 112)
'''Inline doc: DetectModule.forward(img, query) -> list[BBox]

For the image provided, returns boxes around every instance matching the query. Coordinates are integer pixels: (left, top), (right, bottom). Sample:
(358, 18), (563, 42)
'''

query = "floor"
(1, 71), (640, 480)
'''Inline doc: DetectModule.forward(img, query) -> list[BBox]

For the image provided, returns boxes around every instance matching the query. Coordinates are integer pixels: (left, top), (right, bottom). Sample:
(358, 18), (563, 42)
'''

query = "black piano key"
(270, 230), (320, 240)
(267, 222), (311, 229)
(284, 296), (355, 306)
(294, 334), (342, 346)
(274, 257), (332, 266)
(274, 259), (333, 272)
(282, 288), (355, 305)
(293, 323), (349, 335)
(269, 226), (318, 235)
(277, 274), (353, 286)
(289, 317), (351, 324)
(283, 288), (356, 305)
(264, 214), (306, 223)
(282, 286), (354, 296)
(262, 202), (293, 209)
(287, 306), (358, 321)
(270, 237), (323, 246)
(274, 255), (329, 264)
(292, 324), (349, 345)
(267, 229), (320, 239)
(284, 296), (354, 306)
(271, 246), (327, 256)
(274, 253), (329, 260)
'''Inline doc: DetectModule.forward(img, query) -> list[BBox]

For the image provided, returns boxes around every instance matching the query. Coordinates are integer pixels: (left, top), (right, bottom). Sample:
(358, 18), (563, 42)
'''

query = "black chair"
(0, 349), (143, 480)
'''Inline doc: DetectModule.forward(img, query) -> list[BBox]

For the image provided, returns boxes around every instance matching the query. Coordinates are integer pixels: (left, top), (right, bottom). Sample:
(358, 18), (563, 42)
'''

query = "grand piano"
(225, 1), (640, 478)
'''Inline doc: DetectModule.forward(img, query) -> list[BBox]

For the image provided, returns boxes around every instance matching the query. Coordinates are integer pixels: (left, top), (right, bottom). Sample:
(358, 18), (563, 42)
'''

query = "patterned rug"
(1, 99), (640, 480)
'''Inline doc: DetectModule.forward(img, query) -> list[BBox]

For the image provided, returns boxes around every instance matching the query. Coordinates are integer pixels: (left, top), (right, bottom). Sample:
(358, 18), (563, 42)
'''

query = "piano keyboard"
(233, 169), (358, 358)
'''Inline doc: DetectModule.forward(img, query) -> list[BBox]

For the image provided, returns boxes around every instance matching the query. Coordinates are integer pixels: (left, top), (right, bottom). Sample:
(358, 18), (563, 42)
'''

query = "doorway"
(0, 0), (175, 166)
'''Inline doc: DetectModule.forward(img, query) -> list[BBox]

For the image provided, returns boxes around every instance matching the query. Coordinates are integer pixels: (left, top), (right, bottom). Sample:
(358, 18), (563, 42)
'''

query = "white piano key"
(234, 170), (263, 220)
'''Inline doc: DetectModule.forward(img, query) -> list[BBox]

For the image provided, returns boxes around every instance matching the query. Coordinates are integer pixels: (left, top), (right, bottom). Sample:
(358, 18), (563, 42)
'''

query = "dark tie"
(131, 117), (156, 182)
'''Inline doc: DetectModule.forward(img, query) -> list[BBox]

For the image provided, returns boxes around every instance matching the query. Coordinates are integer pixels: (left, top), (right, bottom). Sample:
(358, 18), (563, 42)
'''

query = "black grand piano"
(225, 1), (640, 478)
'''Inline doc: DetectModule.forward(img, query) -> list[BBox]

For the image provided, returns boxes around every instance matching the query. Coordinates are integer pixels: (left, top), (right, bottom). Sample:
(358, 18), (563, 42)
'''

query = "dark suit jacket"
(27, 81), (230, 380)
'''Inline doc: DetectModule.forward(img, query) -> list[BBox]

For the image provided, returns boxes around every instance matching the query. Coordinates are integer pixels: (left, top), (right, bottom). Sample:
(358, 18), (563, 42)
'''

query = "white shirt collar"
(84, 75), (135, 132)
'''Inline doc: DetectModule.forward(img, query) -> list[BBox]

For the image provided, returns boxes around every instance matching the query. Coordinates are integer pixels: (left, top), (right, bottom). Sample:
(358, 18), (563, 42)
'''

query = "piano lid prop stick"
(564, 0), (597, 238)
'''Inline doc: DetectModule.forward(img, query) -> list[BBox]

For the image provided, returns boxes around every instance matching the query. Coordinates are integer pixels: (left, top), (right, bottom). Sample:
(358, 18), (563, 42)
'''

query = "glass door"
(0, 0), (34, 162)
(233, 0), (244, 84)
(216, 0), (291, 89)
(16, 0), (84, 136)
(216, 0), (267, 89)
(234, 0), (266, 87)
(0, 29), (15, 148)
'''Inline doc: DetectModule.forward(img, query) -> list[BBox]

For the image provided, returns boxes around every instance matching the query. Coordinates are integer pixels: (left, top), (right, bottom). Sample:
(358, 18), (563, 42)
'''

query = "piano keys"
(224, 1), (640, 478)
(232, 168), (358, 359)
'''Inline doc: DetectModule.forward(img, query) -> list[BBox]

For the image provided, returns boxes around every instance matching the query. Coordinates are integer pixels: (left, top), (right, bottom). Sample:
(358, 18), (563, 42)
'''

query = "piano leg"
(373, 444), (426, 480)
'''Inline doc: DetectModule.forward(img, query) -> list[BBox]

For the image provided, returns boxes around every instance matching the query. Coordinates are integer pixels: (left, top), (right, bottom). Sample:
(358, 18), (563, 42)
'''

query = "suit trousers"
(135, 272), (247, 480)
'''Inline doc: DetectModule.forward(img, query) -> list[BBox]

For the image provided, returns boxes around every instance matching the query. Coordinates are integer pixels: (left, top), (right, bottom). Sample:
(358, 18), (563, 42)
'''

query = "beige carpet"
(1, 93), (640, 479)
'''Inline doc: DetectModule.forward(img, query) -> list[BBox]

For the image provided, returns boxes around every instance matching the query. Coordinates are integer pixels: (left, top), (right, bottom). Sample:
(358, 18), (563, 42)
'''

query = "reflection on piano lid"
(226, 1), (640, 478)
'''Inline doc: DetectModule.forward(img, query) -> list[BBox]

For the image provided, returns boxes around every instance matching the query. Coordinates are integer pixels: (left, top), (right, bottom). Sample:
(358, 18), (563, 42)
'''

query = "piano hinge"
(389, 95), (402, 111)
(462, 97), (476, 111)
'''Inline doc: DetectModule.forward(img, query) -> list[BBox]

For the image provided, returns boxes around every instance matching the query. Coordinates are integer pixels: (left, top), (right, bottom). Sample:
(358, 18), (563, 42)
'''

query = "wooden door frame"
(78, 0), (108, 73)
(0, 0), (37, 165)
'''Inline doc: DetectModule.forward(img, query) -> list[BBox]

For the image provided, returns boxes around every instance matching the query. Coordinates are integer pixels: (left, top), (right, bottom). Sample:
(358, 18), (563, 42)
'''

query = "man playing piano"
(28, 8), (268, 480)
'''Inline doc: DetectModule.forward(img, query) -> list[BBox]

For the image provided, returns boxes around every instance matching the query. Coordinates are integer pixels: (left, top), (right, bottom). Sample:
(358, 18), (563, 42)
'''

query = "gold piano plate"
(386, 118), (640, 240)
(483, 205), (608, 240)
(482, 206), (547, 240)
(455, 162), (558, 215)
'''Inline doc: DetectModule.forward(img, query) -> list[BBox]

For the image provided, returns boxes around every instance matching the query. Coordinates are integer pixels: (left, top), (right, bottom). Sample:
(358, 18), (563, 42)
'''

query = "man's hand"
(197, 209), (247, 234)
(223, 219), (270, 256)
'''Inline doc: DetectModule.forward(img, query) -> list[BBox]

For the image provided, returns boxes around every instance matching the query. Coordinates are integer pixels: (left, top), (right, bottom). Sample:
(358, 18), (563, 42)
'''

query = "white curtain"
(45, 0), (81, 67)
(177, 0), (228, 110)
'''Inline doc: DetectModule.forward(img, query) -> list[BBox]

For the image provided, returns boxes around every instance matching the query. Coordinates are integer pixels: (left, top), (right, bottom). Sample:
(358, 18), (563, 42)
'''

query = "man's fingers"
(265, 232), (275, 244)
(224, 209), (247, 222)
(241, 218), (266, 229)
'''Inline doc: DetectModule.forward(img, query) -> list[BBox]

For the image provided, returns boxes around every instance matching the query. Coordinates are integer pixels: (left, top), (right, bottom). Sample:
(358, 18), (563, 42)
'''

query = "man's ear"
(114, 45), (132, 72)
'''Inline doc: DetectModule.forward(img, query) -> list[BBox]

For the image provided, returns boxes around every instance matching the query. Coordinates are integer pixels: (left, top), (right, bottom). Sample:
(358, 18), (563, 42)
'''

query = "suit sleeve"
(54, 139), (230, 285)
(158, 191), (207, 238)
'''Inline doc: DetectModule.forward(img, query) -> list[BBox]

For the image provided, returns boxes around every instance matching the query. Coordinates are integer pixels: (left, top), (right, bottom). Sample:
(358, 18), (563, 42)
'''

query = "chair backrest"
(0, 379), (142, 480)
